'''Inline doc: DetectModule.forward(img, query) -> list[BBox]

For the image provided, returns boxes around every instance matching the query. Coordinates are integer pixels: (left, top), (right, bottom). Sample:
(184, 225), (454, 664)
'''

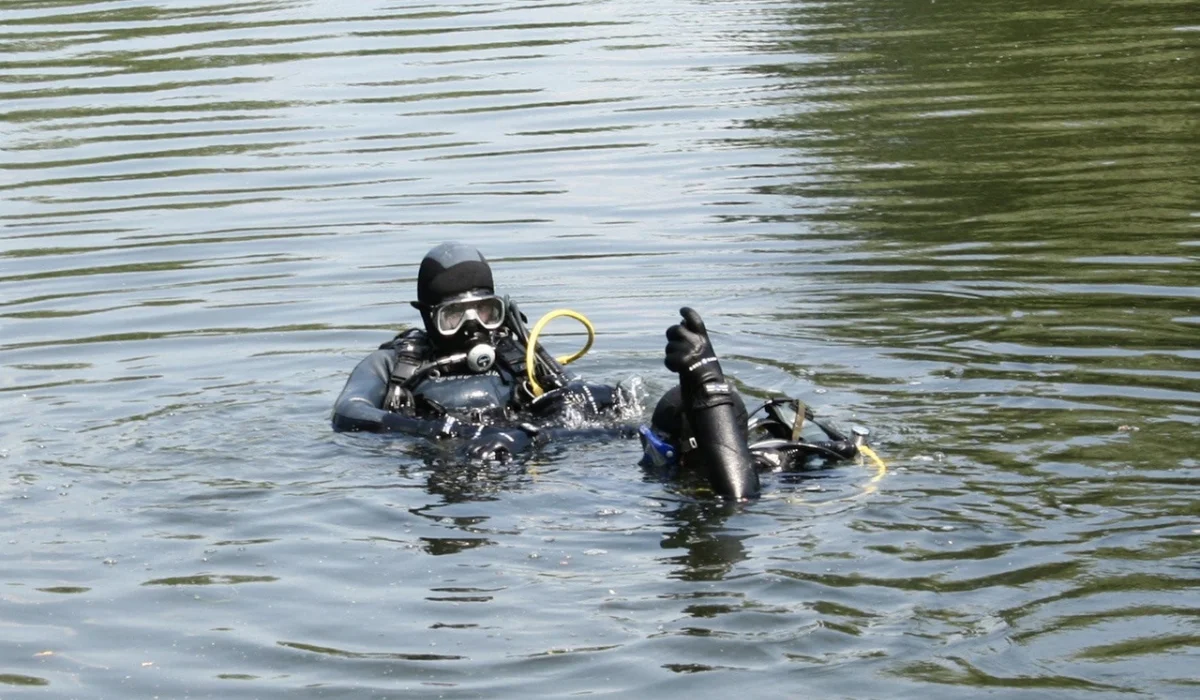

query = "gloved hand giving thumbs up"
(665, 307), (730, 409)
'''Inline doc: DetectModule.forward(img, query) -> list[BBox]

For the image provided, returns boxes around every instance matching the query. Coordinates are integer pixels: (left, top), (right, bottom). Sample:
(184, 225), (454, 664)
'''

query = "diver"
(639, 307), (865, 501)
(331, 242), (636, 460)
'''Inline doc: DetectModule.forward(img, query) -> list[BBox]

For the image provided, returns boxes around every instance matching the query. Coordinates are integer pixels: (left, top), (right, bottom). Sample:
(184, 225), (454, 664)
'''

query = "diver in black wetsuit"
(332, 242), (636, 460)
(332, 243), (863, 501)
(638, 308), (864, 501)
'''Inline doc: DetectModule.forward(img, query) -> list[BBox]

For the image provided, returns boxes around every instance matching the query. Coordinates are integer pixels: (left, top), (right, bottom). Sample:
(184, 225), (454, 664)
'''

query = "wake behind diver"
(332, 242), (870, 501)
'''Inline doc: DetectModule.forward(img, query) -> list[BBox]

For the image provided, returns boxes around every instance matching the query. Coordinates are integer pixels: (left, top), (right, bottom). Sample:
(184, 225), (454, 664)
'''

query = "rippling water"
(3, 0), (1197, 697)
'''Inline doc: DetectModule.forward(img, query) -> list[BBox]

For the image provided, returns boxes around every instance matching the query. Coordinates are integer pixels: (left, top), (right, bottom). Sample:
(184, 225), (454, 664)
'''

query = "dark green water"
(2, 0), (1197, 697)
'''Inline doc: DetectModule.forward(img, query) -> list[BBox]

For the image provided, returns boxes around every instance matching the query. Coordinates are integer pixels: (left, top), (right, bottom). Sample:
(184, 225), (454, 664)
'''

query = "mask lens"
(437, 305), (466, 334)
(475, 297), (504, 328)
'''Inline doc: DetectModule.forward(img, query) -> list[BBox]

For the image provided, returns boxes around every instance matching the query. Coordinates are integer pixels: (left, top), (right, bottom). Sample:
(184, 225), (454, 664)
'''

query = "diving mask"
(432, 293), (506, 336)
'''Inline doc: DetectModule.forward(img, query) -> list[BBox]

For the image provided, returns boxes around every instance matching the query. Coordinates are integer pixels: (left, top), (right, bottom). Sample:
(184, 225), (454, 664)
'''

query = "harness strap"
(381, 328), (428, 412)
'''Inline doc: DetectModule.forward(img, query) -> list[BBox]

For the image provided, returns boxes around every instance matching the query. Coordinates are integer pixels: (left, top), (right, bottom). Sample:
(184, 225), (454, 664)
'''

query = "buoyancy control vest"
(378, 327), (555, 423)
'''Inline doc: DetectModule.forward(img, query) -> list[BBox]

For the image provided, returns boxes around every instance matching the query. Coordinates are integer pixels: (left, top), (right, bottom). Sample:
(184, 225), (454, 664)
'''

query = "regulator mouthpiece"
(466, 343), (496, 373)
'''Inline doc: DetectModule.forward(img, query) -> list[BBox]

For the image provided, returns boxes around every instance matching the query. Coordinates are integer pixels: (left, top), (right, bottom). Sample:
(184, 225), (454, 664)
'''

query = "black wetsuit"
(332, 328), (631, 449)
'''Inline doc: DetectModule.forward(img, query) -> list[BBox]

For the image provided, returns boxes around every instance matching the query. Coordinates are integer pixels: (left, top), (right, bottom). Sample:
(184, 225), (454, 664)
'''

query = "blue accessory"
(638, 424), (677, 468)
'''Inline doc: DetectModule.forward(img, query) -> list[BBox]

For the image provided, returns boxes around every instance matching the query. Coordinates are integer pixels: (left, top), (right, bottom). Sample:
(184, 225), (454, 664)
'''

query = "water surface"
(2, 0), (1198, 697)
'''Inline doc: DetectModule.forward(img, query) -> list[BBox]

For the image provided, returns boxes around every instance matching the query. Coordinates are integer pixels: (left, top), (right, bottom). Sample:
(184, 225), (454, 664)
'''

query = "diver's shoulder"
(378, 327), (428, 352)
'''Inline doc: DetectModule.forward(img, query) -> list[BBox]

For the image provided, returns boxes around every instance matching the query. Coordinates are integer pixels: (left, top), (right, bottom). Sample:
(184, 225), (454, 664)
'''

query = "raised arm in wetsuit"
(662, 308), (760, 499)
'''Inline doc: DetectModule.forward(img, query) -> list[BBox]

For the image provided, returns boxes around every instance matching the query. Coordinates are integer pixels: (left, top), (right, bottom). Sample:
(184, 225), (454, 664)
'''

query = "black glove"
(665, 307), (725, 387)
(462, 425), (536, 462)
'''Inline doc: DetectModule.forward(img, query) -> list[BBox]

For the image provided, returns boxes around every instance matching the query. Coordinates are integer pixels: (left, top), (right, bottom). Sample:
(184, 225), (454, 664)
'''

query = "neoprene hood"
(416, 242), (495, 307)
(413, 242), (497, 353)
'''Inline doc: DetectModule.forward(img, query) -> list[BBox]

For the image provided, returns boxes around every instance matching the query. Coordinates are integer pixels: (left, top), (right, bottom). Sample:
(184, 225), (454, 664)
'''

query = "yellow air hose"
(525, 309), (596, 397)
(858, 443), (888, 493)
(784, 443), (888, 506)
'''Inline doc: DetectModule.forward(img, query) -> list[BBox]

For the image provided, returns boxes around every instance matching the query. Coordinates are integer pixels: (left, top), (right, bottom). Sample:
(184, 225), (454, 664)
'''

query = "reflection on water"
(2, 0), (1197, 697)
